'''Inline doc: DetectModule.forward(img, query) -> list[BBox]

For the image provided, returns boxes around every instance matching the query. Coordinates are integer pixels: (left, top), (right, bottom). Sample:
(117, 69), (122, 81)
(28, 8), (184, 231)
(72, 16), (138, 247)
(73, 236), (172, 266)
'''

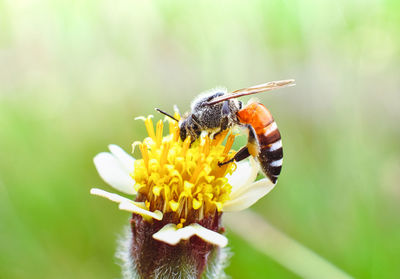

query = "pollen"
(132, 115), (236, 224)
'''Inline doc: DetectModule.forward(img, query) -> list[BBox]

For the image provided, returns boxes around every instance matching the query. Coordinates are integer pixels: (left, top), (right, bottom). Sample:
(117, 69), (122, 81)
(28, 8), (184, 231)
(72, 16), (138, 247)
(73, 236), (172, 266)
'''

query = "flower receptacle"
(129, 212), (227, 279)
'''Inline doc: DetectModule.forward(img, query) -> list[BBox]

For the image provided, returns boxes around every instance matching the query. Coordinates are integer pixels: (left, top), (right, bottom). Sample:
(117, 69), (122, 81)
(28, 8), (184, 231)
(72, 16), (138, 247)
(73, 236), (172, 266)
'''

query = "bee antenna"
(155, 108), (179, 122)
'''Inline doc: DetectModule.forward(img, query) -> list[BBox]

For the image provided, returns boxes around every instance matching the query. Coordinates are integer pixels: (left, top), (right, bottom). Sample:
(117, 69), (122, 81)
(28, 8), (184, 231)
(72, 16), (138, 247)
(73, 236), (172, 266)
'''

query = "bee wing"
(206, 79), (295, 105)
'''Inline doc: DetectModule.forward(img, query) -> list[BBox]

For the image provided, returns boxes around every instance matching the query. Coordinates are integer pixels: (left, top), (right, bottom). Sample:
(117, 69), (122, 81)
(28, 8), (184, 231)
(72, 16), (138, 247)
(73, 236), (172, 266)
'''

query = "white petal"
(228, 157), (259, 197)
(119, 202), (163, 221)
(90, 188), (163, 221)
(152, 223), (228, 247)
(94, 152), (136, 194)
(223, 178), (275, 212)
(227, 161), (251, 188)
(90, 188), (133, 204)
(152, 224), (190, 245)
(190, 223), (228, 247)
(108, 144), (135, 174)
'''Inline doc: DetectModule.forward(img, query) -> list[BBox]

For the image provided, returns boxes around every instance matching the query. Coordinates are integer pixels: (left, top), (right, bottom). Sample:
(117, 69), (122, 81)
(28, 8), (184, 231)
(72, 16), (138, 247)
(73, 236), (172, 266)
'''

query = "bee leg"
(220, 100), (231, 131)
(218, 146), (250, 167)
(189, 128), (199, 144)
(218, 123), (256, 167)
(188, 114), (201, 144)
(191, 114), (200, 124)
(212, 129), (223, 139)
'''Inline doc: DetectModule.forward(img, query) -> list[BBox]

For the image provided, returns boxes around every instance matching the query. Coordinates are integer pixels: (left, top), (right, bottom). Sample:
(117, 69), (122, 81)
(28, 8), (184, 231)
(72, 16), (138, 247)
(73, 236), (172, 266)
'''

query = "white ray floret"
(119, 202), (163, 221)
(227, 157), (259, 195)
(152, 223), (228, 247)
(90, 188), (163, 220)
(108, 144), (135, 174)
(222, 178), (276, 212)
(90, 188), (133, 204)
(93, 145), (136, 195)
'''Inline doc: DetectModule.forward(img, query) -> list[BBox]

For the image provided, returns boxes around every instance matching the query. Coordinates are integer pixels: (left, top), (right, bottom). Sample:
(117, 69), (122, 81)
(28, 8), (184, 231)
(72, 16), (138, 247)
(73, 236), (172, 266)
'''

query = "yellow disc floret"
(132, 115), (236, 224)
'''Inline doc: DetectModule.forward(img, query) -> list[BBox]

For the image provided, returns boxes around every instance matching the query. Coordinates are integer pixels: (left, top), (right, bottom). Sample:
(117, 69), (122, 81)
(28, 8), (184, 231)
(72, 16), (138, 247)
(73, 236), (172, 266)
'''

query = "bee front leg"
(213, 101), (231, 139)
(189, 127), (199, 144)
(187, 114), (202, 144)
(218, 146), (251, 166)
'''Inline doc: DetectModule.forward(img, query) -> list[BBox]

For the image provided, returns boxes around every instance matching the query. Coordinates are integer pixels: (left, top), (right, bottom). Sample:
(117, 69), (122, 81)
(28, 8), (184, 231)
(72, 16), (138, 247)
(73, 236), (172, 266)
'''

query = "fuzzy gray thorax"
(179, 89), (242, 142)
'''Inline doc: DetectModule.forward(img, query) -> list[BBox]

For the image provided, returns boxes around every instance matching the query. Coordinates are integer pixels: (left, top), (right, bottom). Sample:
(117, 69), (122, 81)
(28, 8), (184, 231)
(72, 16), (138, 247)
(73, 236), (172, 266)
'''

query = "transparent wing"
(206, 79), (295, 105)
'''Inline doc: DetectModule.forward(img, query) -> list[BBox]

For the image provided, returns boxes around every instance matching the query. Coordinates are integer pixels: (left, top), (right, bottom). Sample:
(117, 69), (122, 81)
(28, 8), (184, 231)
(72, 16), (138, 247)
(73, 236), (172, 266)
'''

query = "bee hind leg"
(218, 146), (250, 167)
(211, 128), (224, 139)
(220, 101), (231, 130)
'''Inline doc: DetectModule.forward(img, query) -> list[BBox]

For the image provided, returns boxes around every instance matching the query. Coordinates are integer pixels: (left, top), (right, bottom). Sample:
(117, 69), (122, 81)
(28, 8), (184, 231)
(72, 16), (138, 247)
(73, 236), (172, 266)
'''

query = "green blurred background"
(1, 1), (399, 278)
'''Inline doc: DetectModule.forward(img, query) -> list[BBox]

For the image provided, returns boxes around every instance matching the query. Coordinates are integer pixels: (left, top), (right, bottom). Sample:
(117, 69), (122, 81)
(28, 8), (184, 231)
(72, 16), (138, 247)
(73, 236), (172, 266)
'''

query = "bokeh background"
(1, 1), (399, 278)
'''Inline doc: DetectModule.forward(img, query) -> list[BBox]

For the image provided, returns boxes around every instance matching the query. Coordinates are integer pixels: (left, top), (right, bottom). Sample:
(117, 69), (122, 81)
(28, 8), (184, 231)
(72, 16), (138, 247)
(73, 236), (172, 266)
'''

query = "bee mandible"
(156, 79), (295, 184)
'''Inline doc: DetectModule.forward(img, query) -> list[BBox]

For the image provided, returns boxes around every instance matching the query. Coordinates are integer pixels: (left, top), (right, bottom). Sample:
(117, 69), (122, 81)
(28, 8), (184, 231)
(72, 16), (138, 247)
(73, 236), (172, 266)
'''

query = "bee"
(156, 79), (295, 184)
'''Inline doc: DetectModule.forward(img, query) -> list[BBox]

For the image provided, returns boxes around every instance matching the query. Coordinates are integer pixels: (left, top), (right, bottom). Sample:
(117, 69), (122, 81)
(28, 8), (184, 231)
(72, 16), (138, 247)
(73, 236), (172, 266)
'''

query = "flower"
(91, 114), (276, 278)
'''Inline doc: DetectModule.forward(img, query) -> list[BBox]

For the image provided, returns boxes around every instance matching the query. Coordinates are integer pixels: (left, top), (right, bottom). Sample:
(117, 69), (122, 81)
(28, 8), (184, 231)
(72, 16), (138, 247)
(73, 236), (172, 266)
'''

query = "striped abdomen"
(257, 122), (283, 184)
(237, 102), (283, 184)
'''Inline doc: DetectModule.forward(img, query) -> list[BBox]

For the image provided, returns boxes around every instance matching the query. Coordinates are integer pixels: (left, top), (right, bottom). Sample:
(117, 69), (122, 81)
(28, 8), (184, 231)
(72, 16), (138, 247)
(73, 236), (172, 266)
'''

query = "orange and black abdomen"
(237, 102), (283, 184)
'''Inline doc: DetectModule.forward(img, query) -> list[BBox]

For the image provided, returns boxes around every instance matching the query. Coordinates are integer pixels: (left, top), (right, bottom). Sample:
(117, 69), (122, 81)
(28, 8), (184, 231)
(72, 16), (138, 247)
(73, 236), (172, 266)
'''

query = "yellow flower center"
(132, 115), (236, 226)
